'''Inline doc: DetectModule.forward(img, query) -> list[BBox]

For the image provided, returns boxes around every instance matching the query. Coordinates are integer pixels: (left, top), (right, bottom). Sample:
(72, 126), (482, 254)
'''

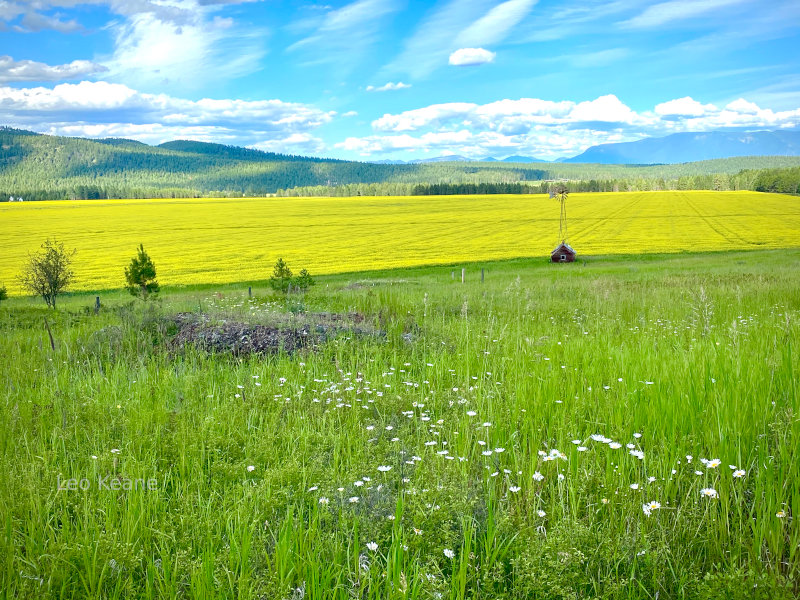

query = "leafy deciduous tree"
(20, 238), (75, 309)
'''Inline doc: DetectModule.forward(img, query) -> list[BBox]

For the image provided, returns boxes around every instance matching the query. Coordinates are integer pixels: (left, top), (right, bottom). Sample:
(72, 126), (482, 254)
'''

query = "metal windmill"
(552, 184), (569, 242)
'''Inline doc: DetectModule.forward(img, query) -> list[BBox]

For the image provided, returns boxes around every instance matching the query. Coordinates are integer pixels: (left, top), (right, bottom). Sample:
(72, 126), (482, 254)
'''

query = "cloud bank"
(0, 81), (334, 154)
(338, 94), (800, 159)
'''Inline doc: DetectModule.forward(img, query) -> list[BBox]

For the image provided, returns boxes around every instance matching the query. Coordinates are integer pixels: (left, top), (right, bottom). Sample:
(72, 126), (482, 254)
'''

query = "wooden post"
(481, 268), (484, 283)
(94, 296), (100, 315)
(43, 317), (55, 351)
(451, 271), (454, 280)
(461, 268), (465, 284)
(248, 286), (252, 298)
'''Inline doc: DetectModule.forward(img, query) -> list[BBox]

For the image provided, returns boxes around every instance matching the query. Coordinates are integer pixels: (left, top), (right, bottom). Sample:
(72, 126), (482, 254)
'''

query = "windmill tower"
(550, 184), (576, 262)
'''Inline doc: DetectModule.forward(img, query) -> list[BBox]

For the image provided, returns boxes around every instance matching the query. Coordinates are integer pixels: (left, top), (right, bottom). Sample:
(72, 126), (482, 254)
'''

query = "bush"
(124, 244), (160, 299)
(293, 269), (315, 292)
(19, 238), (75, 309)
(270, 259), (315, 294)
(0, 284), (7, 302)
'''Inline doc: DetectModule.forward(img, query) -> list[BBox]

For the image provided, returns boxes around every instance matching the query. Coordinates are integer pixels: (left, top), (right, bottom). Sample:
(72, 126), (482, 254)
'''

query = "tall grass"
(1, 250), (798, 598)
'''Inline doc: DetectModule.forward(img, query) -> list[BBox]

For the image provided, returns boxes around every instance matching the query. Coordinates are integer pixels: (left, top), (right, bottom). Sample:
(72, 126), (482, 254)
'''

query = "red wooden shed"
(551, 242), (576, 263)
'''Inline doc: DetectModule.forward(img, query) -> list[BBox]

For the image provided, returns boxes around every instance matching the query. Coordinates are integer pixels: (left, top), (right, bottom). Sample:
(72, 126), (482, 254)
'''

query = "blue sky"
(1, 0), (799, 160)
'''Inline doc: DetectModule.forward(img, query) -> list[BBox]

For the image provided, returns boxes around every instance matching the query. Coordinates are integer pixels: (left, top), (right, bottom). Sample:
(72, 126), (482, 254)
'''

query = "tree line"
(2, 127), (800, 201)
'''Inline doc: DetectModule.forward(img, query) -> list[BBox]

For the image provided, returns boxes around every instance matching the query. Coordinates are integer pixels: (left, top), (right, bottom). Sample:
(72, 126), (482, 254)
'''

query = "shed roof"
(551, 242), (576, 256)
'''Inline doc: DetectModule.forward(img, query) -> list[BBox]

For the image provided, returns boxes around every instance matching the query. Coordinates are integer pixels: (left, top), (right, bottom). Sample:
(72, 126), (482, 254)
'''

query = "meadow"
(1, 249), (798, 599)
(2, 190), (799, 294)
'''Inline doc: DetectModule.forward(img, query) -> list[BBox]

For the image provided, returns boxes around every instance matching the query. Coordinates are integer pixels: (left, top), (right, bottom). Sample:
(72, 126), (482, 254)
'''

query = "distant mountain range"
(563, 130), (800, 164)
(373, 130), (800, 165)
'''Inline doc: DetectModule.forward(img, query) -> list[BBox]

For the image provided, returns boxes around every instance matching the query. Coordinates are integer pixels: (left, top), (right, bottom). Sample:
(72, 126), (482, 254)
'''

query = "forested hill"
(2, 127), (800, 200)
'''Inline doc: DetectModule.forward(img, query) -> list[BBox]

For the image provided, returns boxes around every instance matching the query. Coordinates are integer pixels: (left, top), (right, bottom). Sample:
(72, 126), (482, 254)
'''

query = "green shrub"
(293, 268), (315, 292)
(124, 244), (159, 299)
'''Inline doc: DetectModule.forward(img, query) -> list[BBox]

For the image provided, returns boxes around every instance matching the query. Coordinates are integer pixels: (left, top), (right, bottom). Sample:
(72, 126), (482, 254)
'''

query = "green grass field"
(1, 250), (798, 598)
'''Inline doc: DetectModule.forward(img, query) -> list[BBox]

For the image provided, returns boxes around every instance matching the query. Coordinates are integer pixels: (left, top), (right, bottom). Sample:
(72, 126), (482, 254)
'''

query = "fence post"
(481, 268), (485, 283)
(461, 268), (465, 284)
(451, 271), (454, 280)
(248, 286), (252, 298)
(94, 296), (100, 315)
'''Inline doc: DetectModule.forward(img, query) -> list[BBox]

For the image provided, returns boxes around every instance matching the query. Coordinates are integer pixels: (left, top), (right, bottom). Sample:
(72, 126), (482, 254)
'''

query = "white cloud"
(366, 82), (411, 92)
(0, 2), (25, 21)
(339, 94), (800, 159)
(568, 94), (642, 124)
(342, 110), (358, 117)
(725, 98), (760, 114)
(0, 81), (333, 147)
(0, 1), (200, 30)
(0, 56), (107, 83)
(449, 47), (496, 66)
(15, 10), (82, 32)
(620, 0), (750, 29)
(655, 96), (716, 117)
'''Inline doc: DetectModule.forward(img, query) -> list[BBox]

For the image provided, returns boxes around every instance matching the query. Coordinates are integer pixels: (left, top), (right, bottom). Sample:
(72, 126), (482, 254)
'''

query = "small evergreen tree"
(270, 258), (293, 293)
(0, 284), (7, 303)
(293, 269), (315, 292)
(20, 238), (75, 309)
(124, 244), (159, 299)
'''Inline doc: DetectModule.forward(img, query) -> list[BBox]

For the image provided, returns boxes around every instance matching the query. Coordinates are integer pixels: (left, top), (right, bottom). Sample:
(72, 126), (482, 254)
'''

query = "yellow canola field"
(1, 190), (799, 293)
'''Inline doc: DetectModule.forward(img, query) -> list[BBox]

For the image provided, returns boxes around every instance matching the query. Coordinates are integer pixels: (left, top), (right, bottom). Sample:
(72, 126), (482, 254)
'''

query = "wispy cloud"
(366, 81), (411, 92)
(620, 0), (751, 29)
(287, 0), (400, 72)
(568, 47), (629, 68)
(0, 56), (107, 83)
(382, 0), (495, 79)
(100, 10), (266, 92)
(516, 0), (640, 42)
(455, 0), (538, 47)
(384, 0), (537, 78)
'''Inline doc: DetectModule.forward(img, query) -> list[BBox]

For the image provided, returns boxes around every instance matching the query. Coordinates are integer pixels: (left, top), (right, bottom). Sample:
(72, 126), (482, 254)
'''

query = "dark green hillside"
(2, 127), (800, 200)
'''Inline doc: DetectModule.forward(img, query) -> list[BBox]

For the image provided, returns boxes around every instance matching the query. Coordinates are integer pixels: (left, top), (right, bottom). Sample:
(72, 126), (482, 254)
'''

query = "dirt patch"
(170, 312), (379, 356)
